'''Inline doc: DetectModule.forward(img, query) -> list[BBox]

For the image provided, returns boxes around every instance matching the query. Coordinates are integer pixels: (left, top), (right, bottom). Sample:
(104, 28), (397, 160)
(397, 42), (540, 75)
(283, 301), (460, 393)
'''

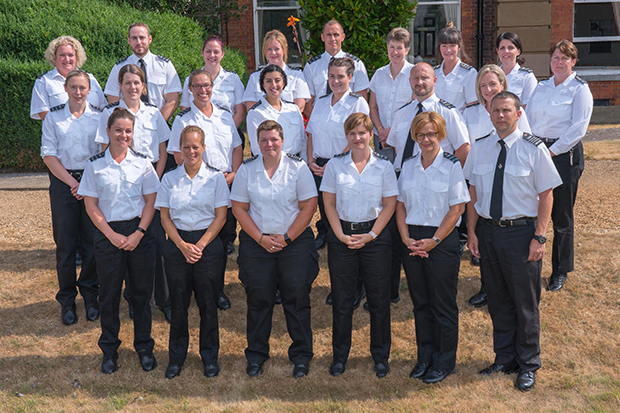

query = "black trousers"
(49, 172), (98, 307)
(216, 207), (236, 294)
(548, 141), (584, 275)
(402, 225), (460, 371)
(386, 214), (403, 300)
(238, 227), (318, 365)
(164, 229), (223, 366)
(95, 217), (156, 357)
(478, 218), (542, 372)
(327, 224), (391, 364)
(312, 157), (330, 237)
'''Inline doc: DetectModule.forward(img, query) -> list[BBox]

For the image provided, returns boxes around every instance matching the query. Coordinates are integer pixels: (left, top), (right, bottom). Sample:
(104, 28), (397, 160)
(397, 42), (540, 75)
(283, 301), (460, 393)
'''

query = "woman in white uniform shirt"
(78, 108), (160, 375)
(242, 30), (310, 112)
(496, 32), (538, 107)
(31, 35), (106, 120)
(321, 113), (398, 378)
(41, 70), (101, 326)
(156, 126), (229, 380)
(396, 111), (470, 384)
(231, 120), (318, 378)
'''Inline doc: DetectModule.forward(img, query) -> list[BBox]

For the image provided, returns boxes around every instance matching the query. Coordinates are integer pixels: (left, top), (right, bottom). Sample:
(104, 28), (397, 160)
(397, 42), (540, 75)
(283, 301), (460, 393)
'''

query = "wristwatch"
(284, 233), (292, 245)
(432, 236), (441, 244)
(533, 234), (547, 244)
(136, 227), (146, 234)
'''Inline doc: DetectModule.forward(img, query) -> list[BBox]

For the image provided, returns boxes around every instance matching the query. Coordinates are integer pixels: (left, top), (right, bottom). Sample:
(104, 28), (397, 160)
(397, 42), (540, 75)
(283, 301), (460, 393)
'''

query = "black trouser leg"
(151, 209), (170, 308)
(312, 173), (327, 237)
(387, 214), (403, 300)
(216, 207), (236, 294)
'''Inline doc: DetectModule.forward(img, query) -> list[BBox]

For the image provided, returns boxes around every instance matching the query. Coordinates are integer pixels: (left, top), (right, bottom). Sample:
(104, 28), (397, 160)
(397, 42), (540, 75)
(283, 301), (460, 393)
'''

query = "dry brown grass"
(1, 142), (620, 412)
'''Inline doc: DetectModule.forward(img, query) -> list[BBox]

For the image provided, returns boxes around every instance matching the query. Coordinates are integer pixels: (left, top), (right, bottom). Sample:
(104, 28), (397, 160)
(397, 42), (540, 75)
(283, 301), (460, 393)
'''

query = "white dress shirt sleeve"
(549, 84), (593, 155)
(448, 162), (471, 206)
(230, 163), (250, 203)
(180, 75), (191, 107)
(77, 162), (98, 198)
(142, 162), (161, 195)
(154, 173), (172, 210)
(296, 163), (319, 201)
(167, 116), (183, 154)
(213, 172), (231, 208)
(319, 159), (337, 193)
(382, 165), (399, 197)
(40, 113), (59, 158)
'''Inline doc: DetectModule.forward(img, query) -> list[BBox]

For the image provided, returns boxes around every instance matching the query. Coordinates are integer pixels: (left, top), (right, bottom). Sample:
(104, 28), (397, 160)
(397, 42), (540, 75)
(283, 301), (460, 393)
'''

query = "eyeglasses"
(190, 83), (213, 90)
(415, 131), (439, 140)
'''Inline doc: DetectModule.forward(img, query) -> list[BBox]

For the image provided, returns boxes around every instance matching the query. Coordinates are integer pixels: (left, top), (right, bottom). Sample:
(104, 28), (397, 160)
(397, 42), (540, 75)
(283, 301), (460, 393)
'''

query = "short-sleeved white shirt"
(78, 149), (160, 222)
(303, 50), (370, 97)
(369, 61), (414, 131)
(320, 151), (398, 222)
(41, 103), (101, 170)
(246, 99), (306, 157)
(463, 128), (562, 220)
(434, 58), (478, 113)
(397, 148), (470, 227)
(155, 162), (230, 231)
(167, 102), (242, 172)
(463, 102), (531, 141)
(306, 90), (370, 159)
(230, 153), (317, 234)
(180, 67), (245, 113)
(104, 52), (182, 110)
(30, 67), (107, 119)
(95, 100), (170, 162)
(503, 63), (538, 106)
(242, 63), (311, 104)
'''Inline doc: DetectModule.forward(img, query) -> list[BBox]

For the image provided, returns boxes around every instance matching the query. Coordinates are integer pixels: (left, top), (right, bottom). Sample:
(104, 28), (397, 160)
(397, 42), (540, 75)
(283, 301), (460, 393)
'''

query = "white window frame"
(253, 0), (302, 70)
(411, 0), (461, 60)
(573, 0), (620, 44)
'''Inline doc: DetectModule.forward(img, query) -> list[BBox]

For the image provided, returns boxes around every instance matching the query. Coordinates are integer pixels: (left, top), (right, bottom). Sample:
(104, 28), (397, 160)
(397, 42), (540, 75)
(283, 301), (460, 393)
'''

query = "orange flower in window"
(287, 15), (300, 27)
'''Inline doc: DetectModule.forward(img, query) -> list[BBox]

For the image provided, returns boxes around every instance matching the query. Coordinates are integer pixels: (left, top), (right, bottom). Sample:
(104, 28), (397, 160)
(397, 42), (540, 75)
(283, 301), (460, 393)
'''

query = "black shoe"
(246, 362), (263, 377)
(363, 301), (369, 312)
(470, 255), (480, 266)
(329, 362), (346, 377)
(374, 361), (390, 379)
(548, 274), (567, 292)
(423, 367), (454, 384)
(159, 305), (172, 323)
(75, 251), (82, 267)
(85, 301), (100, 322)
(204, 363), (220, 378)
(217, 292), (231, 311)
(227, 241), (235, 255)
(293, 364), (309, 378)
(61, 305), (78, 326)
(128, 302), (134, 320)
(468, 291), (487, 307)
(274, 291), (282, 305)
(390, 295), (401, 304)
(101, 354), (118, 374)
(325, 292), (333, 306)
(516, 370), (536, 392)
(479, 362), (519, 376)
(314, 233), (326, 250)
(409, 362), (431, 379)
(139, 354), (157, 372)
(353, 288), (366, 310)
(165, 363), (182, 379)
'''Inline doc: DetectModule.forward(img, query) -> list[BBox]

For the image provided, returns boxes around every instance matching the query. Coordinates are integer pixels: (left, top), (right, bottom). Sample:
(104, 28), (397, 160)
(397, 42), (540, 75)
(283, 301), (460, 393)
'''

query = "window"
(410, 0), (461, 65)
(573, 1), (620, 66)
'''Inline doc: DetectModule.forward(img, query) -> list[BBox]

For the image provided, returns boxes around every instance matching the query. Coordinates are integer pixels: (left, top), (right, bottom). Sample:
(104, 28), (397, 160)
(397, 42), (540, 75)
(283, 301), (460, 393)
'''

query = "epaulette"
(318, 93), (330, 99)
(131, 149), (148, 158)
(518, 66), (533, 74)
(334, 150), (350, 158)
(104, 101), (120, 110)
(476, 132), (492, 142)
(403, 153), (419, 164)
(89, 103), (103, 112)
(252, 68), (262, 74)
(460, 62), (474, 71)
(243, 155), (259, 164)
(286, 153), (302, 162)
(439, 99), (456, 110)
(373, 151), (389, 161)
(215, 103), (231, 114)
(468, 101), (481, 107)
(156, 55), (171, 63)
(205, 163), (220, 172)
(288, 65), (302, 71)
(575, 76), (587, 85)
(222, 68), (233, 73)
(282, 99), (295, 105)
(144, 102), (158, 108)
(177, 108), (191, 117)
(443, 152), (459, 164)
(89, 152), (106, 162)
(307, 55), (321, 65)
(50, 103), (65, 112)
(163, 164), (181, 176)
(522, 132), (543, 147)
(398, 100), (414, 110)
(115, 56), (128, 65)
(349, 92), (362, 99)
(344, 52), (361, 62)
(37, 70), (50, 80)
(434, 64), (441, 70)
(249, 100), (262, 111)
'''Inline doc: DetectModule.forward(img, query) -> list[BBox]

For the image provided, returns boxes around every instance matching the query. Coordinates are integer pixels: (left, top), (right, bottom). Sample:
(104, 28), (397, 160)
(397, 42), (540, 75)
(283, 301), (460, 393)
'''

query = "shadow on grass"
(0, 249), (56, 272)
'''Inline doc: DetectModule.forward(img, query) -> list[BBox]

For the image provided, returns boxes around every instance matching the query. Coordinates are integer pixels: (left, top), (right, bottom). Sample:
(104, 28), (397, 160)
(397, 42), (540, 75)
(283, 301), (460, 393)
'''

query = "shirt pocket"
(336, 173), (357, 201)
(550, 94), (573, 118)
(504, 164), (531, 195)
(429, 179), (449, 210)
(97, 170), (120, 201)
(363, 175), (383, 204)
(472, 163), (495, 195)
(193, 183), (216, 213)
(124, 164), (145, 198)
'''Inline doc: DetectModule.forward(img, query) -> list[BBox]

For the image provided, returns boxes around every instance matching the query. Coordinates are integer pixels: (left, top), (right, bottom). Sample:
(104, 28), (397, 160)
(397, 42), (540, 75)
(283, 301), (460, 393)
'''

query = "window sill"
(575, 68), (620, 82)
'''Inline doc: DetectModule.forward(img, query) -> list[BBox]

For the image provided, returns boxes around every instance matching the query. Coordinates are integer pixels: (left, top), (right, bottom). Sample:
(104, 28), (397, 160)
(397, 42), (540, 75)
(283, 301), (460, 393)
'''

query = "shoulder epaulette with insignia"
(460, 62), (474, 71)
(243, 155), (259, 164)
(215, 103), (231, 114)
(37, 70), (50, 80)
(131, 149), (147, 158)
(144, 102), (158, 108)
(349, 92), (362, 98)
(344, 52), (361, 62)
(522, 132), (543, 147)
(222, 68), (233, 73)
(439, 99), (456, 110)
(334, 150), (350, 158)
(443, 152), (459, 164)
(156, 55), (170, 63)
(282, 99), (295, 105)
(434, 64), (441, 70)
(89, 152), (106, 162)
(205, 163), (220, 172)
(403, 153), (419, 164)
(50, 103), (65, 112)
(307, 55), (321, 65)
(162, 164), (181, 176)
(116, 56), (129, 65)
(252, 68), (262, 74)
(518, 66), (533, 74)
(177, 108), (191, 117)
(468, 101), (481, 107)
(476, 133), (492, 142)
(398, 100), (414, 110)
(288, 65), (302, 71)
(89, 103), (103, 112)
(249, 100), (262, 111)
(318, 93), (331, 99)
(373, 151), (389, 161)
(575, 76), (587, 85)
(286, 153), (302, 162)
(104, 101), (120, 110)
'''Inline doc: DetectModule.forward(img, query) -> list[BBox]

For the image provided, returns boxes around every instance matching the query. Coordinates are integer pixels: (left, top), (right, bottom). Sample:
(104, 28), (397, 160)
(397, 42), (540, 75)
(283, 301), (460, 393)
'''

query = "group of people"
(34, 18), (592, 392)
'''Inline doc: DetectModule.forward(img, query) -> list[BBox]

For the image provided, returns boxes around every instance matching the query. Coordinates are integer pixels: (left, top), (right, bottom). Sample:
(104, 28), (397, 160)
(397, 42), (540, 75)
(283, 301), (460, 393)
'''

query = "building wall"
(224, 0), (256, 76)
(589, 81), (620, 106)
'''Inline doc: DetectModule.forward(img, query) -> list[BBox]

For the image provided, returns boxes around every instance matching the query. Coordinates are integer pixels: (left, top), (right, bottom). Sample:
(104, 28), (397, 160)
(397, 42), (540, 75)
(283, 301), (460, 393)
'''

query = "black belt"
(540, 137), (558, 144)
(315, 157), (330, 167)
(482, 217), (535, 227)
(340, 219), (376, 232)
(66, 169), (84, 182)
(178, 228), (207, 236)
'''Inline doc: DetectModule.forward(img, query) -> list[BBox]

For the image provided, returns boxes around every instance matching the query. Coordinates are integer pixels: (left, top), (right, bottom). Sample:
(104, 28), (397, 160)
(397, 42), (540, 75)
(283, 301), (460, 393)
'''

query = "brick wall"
(461, 0), (498, 67)
(224, 0), (256, 75)
(588, 81), (620, 106)
(551, 0), (573, 44)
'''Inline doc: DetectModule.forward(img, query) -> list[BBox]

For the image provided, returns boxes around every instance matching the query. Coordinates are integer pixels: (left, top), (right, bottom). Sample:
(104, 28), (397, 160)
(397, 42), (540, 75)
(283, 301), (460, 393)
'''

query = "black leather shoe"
(139, 354), (157, 372)
(470, 255), (480, 266)
(159, 305), (172, 323)
(516, 370), (536, 392)
(353, 288), (366, 310)
(227, 241), (235, 255)
(374, 361), (390, 379)
(468, 291), (487, 307)
(61, 305), (78, 326)
(75, 251), (82, 267)
(423, 367), (454, 384)
(128, 302), (134, 320)
(390, 295), (401, 304)
(293, 364), (309, 378)
(274, 291), (282, 305)
(204, 363), (220, 378)
(246, 363), (263, 377)
(409, 362), (431, 379)
(314, 233), (326, 250)
(101, 354), (118, 374)
(548, 274), (567, 292)
(85, 301), (100, 322)
(329, 362), (346, 377)
(363, 301), (369, 312)
(325, 292), (333, 306)
(479, 362), (519, 376)
(165, 363), (182, 379)
(217, 292), (231, 311)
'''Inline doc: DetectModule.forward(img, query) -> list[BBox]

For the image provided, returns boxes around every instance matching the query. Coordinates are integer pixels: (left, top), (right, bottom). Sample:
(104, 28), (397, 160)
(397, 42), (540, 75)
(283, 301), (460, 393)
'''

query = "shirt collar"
(50, 67), (64, 80)
(495, 127), (521, 149)
(414, 147), (445, 171)
(441, 58), (461, 77)
(332, 88), (353, 107)
(390, 60), (413, 79)
(417, 93), (439, 110)
(190, 100), (218, 120)
(104, 148), (137, 165)
(344, 150), (378, 171)
(182, 161), (207, 180)
(551, 71), (577, 88)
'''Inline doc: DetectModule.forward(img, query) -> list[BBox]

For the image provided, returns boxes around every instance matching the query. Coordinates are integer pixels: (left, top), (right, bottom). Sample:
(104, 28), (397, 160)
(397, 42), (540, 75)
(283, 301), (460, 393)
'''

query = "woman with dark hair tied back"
(434, 22), (478, 113)
(496, 32), (538, 107)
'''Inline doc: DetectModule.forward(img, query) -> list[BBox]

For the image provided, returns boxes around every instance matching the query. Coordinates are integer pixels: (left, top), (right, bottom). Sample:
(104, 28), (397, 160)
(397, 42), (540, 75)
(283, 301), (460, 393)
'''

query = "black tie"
(400, 102), (424, 169)
(325, 77), (332, 95)
(490, 139), (506, 221)
(138, 58), (149, 103)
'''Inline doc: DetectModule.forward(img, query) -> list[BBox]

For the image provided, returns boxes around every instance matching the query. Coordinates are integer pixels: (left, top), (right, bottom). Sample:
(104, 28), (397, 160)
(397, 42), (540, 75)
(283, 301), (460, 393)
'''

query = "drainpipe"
(477, 0), (484, 68)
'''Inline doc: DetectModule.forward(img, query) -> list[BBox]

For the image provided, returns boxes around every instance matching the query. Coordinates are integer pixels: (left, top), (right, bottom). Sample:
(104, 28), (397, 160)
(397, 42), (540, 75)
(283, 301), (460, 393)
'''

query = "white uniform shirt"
(463, 102), (531, 141)
(434, 59), (477, 113)
(167, 102), (242, 172)
(242, 63), (311, 104)
(41, 103), (101, 170)
(104, 52), (182, 110)
(95, 100), (170, 162)
(397, 148), (470, 227)
(246, 99), (305, 157)
(30, 68), (107, 119)
(180, 67), (245, 113)
(386, 93), (470, 169)
(369, 61), (414, 131)
(525, 72), (593, 156)
(320, 151), (398, 222)
(155, 162), (230, 231)
(503, 63), (538, 106)
(463, 128), (562, 220)
(230, 153), (317, 234)
(306, 90), (370, 159)
(303, 50), (370, 97)
(78, 150), (160, 222)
